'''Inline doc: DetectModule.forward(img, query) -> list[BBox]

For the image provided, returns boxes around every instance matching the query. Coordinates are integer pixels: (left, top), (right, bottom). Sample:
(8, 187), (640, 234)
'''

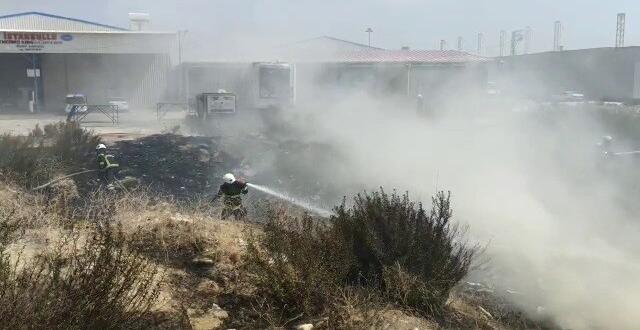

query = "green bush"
(0, 122), (100, 188)
(335, 190), (477, 313)
(237, 190), (478, 327)
(242, 208), (352, 326)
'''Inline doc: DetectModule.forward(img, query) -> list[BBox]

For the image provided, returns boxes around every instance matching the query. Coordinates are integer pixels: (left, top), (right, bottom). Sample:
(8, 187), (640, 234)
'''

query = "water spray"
(247, 183), (334, 217)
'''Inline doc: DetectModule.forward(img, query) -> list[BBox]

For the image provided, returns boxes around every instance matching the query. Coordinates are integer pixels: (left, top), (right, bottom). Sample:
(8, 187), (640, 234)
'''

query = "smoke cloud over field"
(266, 81), (640, 329)
(3, 0), (640, 328)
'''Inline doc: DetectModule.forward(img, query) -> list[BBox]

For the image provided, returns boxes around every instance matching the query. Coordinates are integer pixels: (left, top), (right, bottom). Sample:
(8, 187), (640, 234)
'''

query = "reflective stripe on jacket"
(97, 153), (119, 170)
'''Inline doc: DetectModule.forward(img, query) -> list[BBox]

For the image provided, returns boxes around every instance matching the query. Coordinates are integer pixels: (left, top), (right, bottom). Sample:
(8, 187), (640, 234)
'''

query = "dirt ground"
(0, 111), (183, 137)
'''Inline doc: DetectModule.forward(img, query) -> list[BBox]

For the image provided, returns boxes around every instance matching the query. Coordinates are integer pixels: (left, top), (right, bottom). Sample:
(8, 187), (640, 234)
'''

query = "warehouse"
(497, 47), (640, 102)
(183, 36), (490, 110)
(0, 12), (176, 113)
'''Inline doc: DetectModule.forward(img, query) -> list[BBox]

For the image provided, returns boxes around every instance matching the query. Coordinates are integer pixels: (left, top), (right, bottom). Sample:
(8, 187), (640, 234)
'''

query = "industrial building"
(0, 12), (176, 113)
(497, 47), (640, 102)
(183, 36), (491, 110)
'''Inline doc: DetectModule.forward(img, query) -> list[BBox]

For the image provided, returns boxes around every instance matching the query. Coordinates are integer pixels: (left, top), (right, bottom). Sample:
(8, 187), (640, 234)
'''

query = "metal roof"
(279, 37), (487, 64)
(282, 36), (383, 52)
(0, 12), (128, 32)
(291, 49), (490, 64)
(184, 36), (490, 64)
(339, 49), (489, 63)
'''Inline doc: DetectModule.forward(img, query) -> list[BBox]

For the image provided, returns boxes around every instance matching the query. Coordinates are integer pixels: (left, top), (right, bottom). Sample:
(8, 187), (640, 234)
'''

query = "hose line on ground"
(31, 169), (98, 191)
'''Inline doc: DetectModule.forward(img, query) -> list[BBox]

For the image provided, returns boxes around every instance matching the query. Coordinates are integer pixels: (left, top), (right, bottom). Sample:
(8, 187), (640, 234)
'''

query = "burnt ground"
(108, 134), (241, 199)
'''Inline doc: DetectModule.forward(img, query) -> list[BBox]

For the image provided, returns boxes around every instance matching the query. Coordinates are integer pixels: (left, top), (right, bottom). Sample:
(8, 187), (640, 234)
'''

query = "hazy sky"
(2, 0), (640, 57)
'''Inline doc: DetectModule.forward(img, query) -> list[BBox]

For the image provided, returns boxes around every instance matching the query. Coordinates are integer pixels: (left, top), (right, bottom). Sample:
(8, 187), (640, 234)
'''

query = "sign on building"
(0, 31), (173, 54)
(0, 32), (73, 52)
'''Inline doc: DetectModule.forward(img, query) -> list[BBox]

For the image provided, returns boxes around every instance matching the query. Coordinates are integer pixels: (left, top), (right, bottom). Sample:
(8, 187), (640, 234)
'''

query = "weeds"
(129, 217), (216, 266)
(235, 189), (478, 328)
(0, 213), (162, 330)
(335, 190), (478, 315)
(0, 122), (99, 188)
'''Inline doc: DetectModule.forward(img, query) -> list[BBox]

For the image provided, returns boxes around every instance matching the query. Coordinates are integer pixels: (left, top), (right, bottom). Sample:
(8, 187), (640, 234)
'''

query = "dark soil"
(110, 134), (241, 199)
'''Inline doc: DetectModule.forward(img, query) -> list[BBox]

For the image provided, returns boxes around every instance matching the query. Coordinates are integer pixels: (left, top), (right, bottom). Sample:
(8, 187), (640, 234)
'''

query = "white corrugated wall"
(130, 54), (170, 108)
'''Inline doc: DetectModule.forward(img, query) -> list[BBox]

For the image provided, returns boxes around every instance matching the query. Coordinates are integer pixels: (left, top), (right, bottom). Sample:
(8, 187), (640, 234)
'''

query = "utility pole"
(365, 28), (373, 47)
(616, 13), (626, 48)
(500, 30), (506, 57)
(553, 21), (562, 51)
(457, 36), (463, 51)
(511, 30), (524, 55)
(477, 33), (484, 55)
(32, 54), (38, 113)
(177, 30), (189, 105)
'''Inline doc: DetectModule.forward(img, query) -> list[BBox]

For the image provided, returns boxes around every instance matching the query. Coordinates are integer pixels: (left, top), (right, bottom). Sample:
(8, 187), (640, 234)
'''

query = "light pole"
(365, 28), (373, 47)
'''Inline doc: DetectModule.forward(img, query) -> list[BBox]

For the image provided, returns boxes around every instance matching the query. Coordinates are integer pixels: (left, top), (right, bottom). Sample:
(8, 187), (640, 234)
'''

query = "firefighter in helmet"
(96, 143), (120, 188)
(213, 173), (249, 220)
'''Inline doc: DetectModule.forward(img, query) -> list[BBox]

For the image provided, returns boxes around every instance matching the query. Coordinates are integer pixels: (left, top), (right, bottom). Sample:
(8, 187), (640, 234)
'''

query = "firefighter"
(213, 173), (249, 220)
(96, 144), (120, 188)
(66, 105), (79, 123)
(599, 135), (614, 158)
(416, 93), (425, 115)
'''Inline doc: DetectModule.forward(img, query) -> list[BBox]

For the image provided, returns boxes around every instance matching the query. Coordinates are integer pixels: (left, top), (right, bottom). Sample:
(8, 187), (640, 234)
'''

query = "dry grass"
(0, 216), (163, 329)
(0, 183), (215, 329)
(0, 122), (99, 189)
(222, 190), (480, 329)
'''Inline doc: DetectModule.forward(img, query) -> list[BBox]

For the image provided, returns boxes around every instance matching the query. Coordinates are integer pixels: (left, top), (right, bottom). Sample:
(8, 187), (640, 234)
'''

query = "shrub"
(0, 217), (162, 330)
(334, 190), (477, 314)
(238, 189), (478, 327)
(46, 122), (100, 166)
(0, 134), (48, 185)
(0, 122), (100, 188)
(323, 287), (386, 330)
(241, 208), (352, 327)
(129, 217), (216, 266)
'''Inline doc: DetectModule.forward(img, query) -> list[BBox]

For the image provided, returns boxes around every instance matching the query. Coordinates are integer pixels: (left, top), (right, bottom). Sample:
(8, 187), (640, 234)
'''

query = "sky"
(1, 0), (640, 57)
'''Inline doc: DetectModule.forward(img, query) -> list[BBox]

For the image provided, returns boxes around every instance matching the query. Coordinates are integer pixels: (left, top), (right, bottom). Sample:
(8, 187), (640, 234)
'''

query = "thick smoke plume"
(262, 79), (640, 329)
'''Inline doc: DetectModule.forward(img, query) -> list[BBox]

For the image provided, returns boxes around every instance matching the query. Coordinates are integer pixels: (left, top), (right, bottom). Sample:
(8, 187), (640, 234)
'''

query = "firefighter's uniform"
(215, 180), (248, 220)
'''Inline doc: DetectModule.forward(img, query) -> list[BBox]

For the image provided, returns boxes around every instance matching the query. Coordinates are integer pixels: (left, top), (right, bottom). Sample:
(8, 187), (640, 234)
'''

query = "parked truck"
(185, 61), (296, 112)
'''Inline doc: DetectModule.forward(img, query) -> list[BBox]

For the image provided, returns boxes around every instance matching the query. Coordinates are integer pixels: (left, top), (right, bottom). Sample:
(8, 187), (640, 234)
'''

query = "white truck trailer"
(185, 61), (296, 112)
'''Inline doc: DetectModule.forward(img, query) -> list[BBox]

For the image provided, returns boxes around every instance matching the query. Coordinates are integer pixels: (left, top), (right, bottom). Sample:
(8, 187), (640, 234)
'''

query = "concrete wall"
(497, 47), (640, 101)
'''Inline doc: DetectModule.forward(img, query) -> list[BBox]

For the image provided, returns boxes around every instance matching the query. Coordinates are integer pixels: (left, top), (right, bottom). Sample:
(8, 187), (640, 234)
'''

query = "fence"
(73, 104), (119, 125)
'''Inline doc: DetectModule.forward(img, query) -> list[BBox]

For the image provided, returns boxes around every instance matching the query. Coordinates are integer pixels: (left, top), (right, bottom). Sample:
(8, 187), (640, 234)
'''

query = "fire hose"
(31, 169), (98, 191)
(32, 169), (131, 195)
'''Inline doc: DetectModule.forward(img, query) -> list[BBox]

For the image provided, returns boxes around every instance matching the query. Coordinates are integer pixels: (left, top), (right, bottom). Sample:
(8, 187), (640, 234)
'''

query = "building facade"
(0, 12), (176, 113)
(496, 47), (640, 102)
(183, 37), (490, 110)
